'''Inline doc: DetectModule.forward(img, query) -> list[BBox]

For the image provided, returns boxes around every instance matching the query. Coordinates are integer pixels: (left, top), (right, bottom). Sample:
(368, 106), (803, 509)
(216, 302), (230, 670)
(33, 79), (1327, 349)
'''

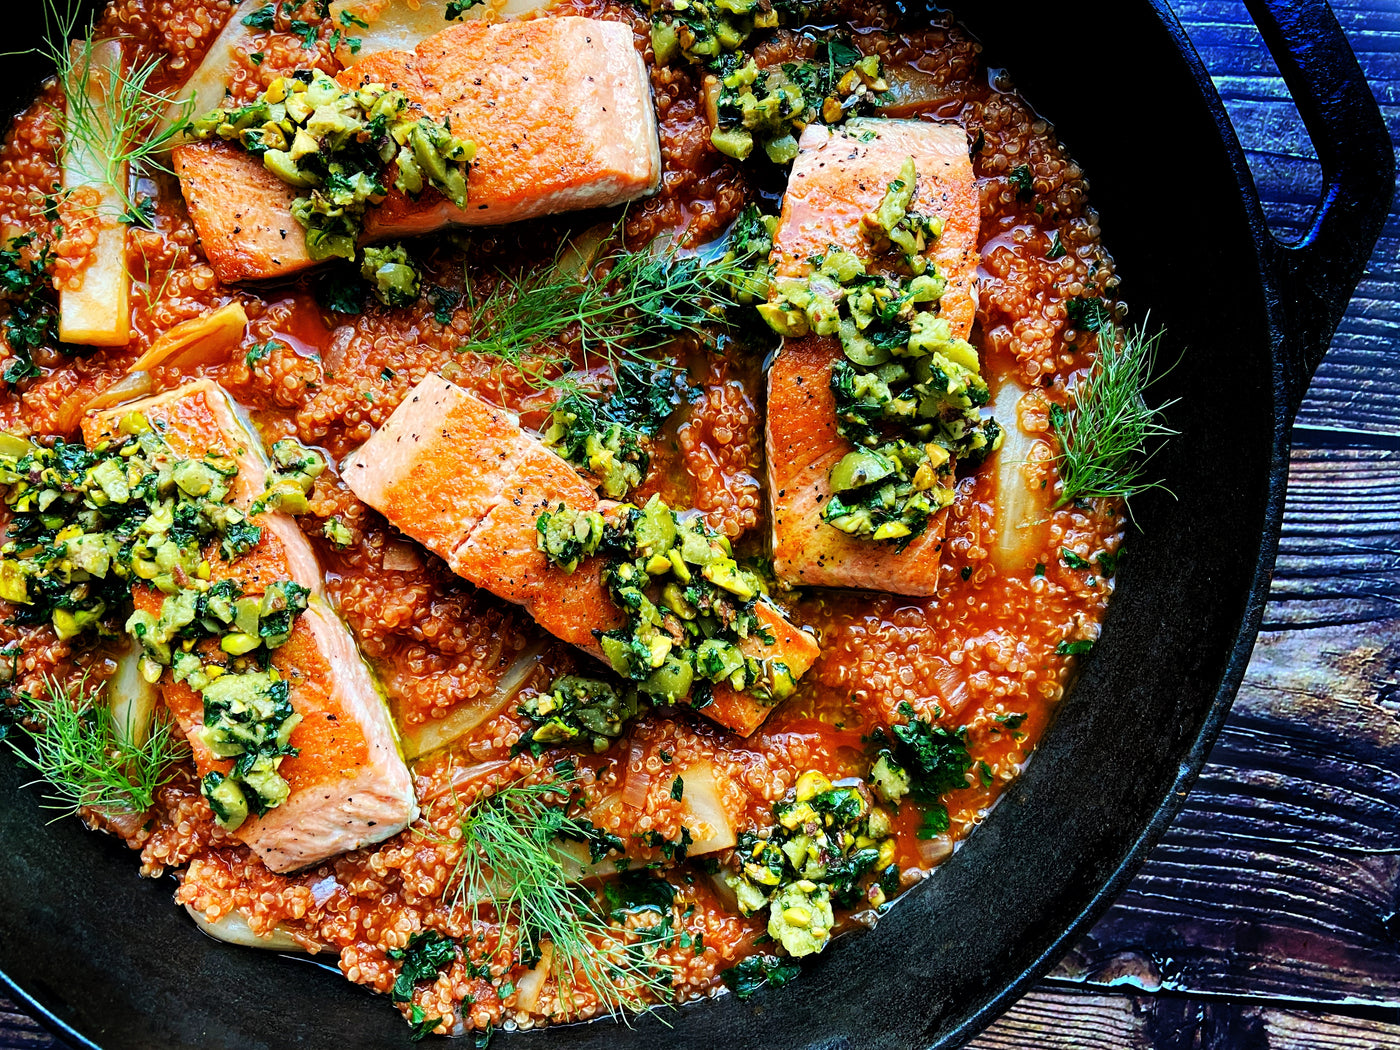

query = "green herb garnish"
(721, 954), (801, 998)
(1050, 320), (1177, 509)
(6, 673), (186, 819)
(448, 771), (675, 1018)
(41, 0), (196, 217)
(461, 226), (740, 385)
(389, 930), (458, 1003)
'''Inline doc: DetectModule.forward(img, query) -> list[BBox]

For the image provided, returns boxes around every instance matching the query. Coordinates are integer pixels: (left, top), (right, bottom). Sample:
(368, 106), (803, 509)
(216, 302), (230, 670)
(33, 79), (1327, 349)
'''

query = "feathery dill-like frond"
(7, 672), (186, 820)
(448, 772), (675, 1020)
(1051, 318), (1178, 509)
(460, 228), (744, 388)
(40, 0), (195, 216)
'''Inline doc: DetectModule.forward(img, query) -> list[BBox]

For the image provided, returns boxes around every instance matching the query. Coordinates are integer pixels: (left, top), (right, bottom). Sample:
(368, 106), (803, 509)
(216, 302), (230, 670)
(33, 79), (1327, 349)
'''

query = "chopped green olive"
(360, 243), (422, 308)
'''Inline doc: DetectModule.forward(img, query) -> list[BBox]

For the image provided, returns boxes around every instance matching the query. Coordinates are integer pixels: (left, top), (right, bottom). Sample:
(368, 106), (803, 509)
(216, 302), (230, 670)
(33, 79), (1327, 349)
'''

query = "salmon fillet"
(84, 380), (417, 873)
(766, 118), (981, 595)
(175, 17), (661, 284)
(343, 374), (818, 736)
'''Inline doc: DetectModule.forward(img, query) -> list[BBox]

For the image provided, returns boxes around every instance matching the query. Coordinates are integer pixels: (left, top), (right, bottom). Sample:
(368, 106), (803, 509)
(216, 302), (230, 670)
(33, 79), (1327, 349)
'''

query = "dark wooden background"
(4, 0), (1398, 1047)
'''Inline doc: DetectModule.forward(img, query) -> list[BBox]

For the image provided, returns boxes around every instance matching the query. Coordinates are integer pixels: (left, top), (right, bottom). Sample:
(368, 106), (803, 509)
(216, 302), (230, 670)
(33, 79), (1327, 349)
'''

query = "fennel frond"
(6, 672), (186, 819)
(1051, 319), (1178, 509)
(40, 0), (195, 216)
(460, 229), (744, 387)
(449, 773), (676, 1020)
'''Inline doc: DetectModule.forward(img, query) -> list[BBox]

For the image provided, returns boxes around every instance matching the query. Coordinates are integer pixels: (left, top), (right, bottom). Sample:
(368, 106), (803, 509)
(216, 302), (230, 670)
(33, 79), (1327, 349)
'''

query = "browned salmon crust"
(175, 17), (661, 283)
(83, 380), (417, 872)
(766, 119), (981, 595)
(343, 374), (819, 736)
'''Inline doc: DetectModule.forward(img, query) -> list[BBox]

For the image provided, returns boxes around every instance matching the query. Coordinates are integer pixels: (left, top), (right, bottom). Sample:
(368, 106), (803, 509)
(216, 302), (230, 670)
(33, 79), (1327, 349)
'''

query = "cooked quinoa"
(0, 0), (1126, 1038)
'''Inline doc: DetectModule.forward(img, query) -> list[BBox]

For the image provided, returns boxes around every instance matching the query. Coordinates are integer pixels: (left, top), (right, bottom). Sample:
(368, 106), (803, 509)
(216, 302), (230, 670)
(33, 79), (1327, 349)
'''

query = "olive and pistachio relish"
(725, 770), (895, 957)
(517, 673), (642, 754)
(0, 418), (311, 831)
(648, 0), (779, 69)
(758, 157), (1004, 544)
(251, 437), (327, 517)
(188, 71), (475, 264)
(710, 46), (888, 165)
(536, 495), (796, 708)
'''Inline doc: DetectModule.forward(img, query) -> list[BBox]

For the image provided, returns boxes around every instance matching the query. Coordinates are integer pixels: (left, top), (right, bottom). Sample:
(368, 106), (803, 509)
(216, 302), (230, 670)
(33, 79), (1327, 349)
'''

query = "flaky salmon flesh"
(765, 118), (981, 596)
(343, 374), (819, 737)
(174, 16), (661, 284)
(83, 380), (417, 873)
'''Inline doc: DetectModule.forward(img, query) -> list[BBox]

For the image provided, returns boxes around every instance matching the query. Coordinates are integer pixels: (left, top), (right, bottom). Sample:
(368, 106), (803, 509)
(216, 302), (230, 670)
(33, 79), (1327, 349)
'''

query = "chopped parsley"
(1065, 296), (1114, 333)
(241, 3), (276, 29)
(1008, 164), (1034, 198)
(721, 954), (801, 998)
(1056, 639), (1095, 657)
(388, 930), (458, 1003)
(245, 340), (278, 368)
(1060, 547), (1091, 570)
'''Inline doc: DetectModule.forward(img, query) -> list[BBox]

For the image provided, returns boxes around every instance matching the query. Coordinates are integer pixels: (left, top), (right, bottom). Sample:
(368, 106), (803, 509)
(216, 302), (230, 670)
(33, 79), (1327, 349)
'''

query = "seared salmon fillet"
(175, 17), (661, 284)
(84, 380), (417, 872)
(766, 118), (981, 594)
(343, 375), (818, 736)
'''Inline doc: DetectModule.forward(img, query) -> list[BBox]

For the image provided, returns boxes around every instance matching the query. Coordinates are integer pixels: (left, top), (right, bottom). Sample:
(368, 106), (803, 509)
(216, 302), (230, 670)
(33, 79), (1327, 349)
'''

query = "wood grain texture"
(1052, 0), (1400, 1019)
(1266, 448), (1400, 630)
(1173, 0), (1400, 439)
(1057, 617), (1400, 1004)
(0, 999), (51, 1050)
(973, 988), (1400, 1050)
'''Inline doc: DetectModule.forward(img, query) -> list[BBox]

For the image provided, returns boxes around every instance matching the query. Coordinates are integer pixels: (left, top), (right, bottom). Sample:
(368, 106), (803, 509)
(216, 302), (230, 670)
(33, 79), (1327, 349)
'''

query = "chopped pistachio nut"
(189, 73), (474, 262)
(323, 517), (354, 548)
(723, 770), (894, 955)
(758, 155), (1002, 544)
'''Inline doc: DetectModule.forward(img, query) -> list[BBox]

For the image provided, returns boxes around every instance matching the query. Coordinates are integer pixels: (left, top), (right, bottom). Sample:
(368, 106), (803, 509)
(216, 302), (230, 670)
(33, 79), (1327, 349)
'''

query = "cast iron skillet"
(0, 1), (1392, 1047)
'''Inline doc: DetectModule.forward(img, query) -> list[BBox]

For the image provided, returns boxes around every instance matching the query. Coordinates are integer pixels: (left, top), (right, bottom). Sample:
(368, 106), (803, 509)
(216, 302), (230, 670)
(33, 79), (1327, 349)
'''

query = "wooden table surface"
(4, 1), (1398, 1047)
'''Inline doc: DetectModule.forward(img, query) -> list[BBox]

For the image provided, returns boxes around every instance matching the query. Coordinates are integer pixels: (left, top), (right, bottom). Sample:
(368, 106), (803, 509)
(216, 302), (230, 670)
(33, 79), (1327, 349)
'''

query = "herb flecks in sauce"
(0, 233), (57, 384)
(760, 157), (1002, 544)
(870, 704), (973, 839)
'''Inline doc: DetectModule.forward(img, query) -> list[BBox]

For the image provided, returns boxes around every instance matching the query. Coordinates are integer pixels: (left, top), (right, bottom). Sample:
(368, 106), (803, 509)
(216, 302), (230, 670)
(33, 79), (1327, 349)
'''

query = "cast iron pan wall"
(0, 1), (1389, 1048)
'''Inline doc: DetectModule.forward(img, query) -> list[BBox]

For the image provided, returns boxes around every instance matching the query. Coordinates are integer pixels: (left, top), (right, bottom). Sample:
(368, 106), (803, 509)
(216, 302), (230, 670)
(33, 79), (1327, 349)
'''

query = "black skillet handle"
(1241, 0), (1395, 416)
